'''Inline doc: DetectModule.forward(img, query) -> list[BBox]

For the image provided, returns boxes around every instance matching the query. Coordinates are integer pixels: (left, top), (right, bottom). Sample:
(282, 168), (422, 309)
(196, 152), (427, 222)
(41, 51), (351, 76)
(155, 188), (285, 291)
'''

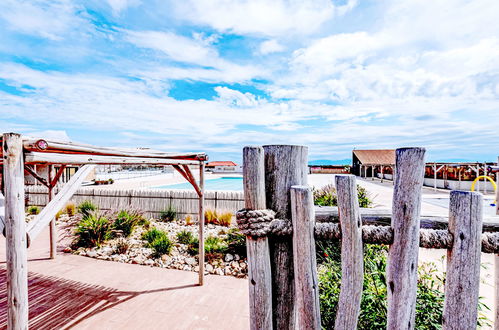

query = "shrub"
(27, 205), (40, 215)
(55, 209), (64, 220)
(225, 228), (246, 257)
(159, 205), (177, 222)
(176, 230), (195, 245)
(204, 236), (227, 255)
(74, 212), (112, 247)
(185, 215), (193, 226)
(204, 209), (218, 224)
(141, 227), (164, 243)
(113, 209), (145, 237)
(141, 228), (173, 257)
(149, 235), (173, 257)
(65, 202), (76, 217)
(217, 212), (233, 227)
(313, 184), (372, 208)
(186, 237), (199, 256)
(313, 184), (337, 206)
(77, 200), (98, 218)
(316, 242), (490, 329)
(114, 238), (130, 254)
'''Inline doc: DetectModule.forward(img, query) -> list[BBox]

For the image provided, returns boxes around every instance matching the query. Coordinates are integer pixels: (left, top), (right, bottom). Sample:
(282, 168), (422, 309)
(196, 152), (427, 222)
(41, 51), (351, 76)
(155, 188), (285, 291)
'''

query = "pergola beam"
(23, 152), (200, 166)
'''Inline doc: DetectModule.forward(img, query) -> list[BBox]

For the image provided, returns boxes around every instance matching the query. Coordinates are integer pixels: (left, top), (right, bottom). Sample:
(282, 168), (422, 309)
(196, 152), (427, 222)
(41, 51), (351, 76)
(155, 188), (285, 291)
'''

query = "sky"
(0, 0), (498, 163)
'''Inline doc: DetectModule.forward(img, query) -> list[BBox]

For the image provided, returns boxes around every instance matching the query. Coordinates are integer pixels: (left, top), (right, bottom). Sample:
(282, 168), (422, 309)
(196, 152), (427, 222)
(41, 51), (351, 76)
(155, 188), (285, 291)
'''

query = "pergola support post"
(198, 161), (205, 285)
(48, 165), (56, 259)
(3, 132), (29, 330)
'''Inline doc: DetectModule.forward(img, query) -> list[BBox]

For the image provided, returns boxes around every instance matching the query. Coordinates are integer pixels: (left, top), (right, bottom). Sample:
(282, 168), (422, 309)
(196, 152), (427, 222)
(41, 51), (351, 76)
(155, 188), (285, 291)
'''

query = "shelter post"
(198, 161), (205, 285)
(48, 165), (56, 259)
(3, 132), (29, 329)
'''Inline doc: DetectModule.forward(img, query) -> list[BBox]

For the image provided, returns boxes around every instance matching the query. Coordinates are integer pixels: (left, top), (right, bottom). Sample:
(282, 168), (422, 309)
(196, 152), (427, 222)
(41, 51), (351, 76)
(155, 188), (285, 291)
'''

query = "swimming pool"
(154, 176), (243, 191)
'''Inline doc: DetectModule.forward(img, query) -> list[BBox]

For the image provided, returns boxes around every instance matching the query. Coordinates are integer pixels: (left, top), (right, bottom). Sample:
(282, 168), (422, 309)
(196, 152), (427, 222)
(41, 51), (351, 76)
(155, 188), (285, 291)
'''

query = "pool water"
(155, 176), (243, 191)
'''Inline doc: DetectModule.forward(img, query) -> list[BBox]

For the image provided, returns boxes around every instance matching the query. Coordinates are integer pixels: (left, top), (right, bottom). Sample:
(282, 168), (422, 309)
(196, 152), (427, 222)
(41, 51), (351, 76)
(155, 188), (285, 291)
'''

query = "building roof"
(206, 161), (237, 167)
(353, 149), (395, 165)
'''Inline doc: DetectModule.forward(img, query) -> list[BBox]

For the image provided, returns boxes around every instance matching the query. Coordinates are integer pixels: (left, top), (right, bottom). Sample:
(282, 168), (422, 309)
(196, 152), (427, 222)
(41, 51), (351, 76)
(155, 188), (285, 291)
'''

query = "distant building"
(309, 164), (350, 174)
(352, 149), (395, 178)
(206, 161), (241, 173)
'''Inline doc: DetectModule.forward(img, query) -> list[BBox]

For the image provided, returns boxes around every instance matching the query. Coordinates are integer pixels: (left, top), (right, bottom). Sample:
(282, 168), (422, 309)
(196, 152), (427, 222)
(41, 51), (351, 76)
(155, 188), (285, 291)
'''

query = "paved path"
(0, 227), (249, 330)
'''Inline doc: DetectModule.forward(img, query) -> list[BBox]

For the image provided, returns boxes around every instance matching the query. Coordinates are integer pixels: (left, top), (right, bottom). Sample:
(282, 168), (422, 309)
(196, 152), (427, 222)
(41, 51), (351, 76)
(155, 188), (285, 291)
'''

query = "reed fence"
(25, 186), (244, 219)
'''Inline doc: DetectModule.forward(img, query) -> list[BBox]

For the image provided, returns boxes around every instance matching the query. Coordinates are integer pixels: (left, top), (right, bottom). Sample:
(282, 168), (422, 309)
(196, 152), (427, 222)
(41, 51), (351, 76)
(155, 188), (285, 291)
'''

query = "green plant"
(186, 237), (199, 256)
(141, 228), (173, 257)
(55, 209), (64, 220)
(141, 227), (164, 243)
(204, 236), (227, 255)
(113, 209), (145, 237)
(313, 184), (372, 208)
(74, 212), (112, 248)
(225, 228), (246, 257)
(159, 205), (177, 222)
(313, 184), (337, 206)
(217, 212), (233, 227)
(27, 205), (40, 215)
(149, 235), (173, 257)
(316, 242), (489, 329)
(77, 200), (98, 218)
(176, 230), (195, 245)
(65, 202), (76, 217)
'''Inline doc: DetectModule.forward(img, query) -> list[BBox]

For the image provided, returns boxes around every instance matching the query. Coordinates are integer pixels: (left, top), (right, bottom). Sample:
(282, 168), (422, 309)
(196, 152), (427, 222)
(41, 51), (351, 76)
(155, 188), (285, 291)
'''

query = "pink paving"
(0, 227), (249, 329)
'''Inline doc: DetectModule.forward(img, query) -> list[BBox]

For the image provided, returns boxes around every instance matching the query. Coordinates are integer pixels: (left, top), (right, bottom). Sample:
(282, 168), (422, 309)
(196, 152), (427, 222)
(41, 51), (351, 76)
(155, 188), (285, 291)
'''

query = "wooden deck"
(0, 227), (249, 329)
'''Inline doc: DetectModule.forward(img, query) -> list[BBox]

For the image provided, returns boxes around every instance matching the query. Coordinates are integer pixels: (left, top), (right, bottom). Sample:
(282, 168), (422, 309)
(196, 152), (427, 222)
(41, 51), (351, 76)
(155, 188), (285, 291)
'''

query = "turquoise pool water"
(155, 176), (243, 191)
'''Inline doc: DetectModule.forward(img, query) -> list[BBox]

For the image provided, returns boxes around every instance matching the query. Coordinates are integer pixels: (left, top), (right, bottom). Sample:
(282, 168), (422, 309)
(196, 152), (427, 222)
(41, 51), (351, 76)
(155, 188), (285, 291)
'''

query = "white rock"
(185, 257), (196, 266)
(234, 254), (240, 261)
(144, 259), (154, 266)
(86, 250), (98, 258)
(225, 253), (234, 262)
(206, 264), (214, 273)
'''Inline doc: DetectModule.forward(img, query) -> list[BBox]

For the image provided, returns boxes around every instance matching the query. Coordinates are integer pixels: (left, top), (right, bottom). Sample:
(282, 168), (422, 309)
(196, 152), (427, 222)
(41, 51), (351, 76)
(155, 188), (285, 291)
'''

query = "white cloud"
(107, 0), (141, 16)
(259, 40), (285, 55)
(215, 86), (260, 107)
(0, 0), (91, 40)
(173, 0), (357, 37)
(125, 30), (219, 67)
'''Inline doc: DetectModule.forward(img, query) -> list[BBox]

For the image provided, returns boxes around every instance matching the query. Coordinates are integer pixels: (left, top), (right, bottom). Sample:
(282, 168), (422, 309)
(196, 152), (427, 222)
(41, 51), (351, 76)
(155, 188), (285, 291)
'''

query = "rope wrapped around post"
(236, 209), (292, 237)
(237, 211), (499, 253)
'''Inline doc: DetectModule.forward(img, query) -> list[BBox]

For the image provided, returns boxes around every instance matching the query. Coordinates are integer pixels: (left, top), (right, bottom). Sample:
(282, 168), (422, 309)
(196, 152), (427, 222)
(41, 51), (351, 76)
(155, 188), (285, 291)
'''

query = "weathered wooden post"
(3, 132), (29, 330)
(443, 191), (483, 329)
(263, 145), (308, 329)
(495, 158), (498, 330)
(334, 175), (363, 329)
(48, 165), (57, 259)
(387, 147), (426, 330)
(198, 161), (205, 286)
(243, 146), (273, 330)
(291, 185), (320, 330)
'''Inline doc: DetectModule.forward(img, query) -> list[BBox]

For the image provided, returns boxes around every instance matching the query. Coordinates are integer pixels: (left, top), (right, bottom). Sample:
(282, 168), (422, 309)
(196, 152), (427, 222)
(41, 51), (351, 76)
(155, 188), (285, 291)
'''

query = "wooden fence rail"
(240, 145), (499, 330)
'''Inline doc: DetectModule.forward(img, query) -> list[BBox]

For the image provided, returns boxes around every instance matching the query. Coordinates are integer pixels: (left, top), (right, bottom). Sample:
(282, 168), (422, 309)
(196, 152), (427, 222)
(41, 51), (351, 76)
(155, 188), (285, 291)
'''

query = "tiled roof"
(353, 149), (395, 165)
(206, 161), (238, 167)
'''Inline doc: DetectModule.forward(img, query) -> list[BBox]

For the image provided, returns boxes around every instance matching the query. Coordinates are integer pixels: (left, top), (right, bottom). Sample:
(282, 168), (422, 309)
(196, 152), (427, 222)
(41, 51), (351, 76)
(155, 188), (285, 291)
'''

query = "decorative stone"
(86, 250), (98, 258)
(225, 253), (234, 262)
(206, 264), (214, 273)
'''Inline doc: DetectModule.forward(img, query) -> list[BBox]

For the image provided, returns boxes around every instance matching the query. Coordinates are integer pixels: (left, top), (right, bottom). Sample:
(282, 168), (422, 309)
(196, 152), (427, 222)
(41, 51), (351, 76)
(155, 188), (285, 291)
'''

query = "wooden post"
(433, 163), (437, 191)
(291, 186), (320, 330)
(263, 145), (308, 330)
(387, 147), (426, 330)
(334, 175), (363, 329)
(495, 157), (498, 330)
(198, 162), (205, 286)
(3, 133), (29, 330)
(243, 146), (273, 330)
(48, 165), (56, 259)
(381, 166), (384, 183)
(443, 191), (483, 329)
(371, 165), (374, 180)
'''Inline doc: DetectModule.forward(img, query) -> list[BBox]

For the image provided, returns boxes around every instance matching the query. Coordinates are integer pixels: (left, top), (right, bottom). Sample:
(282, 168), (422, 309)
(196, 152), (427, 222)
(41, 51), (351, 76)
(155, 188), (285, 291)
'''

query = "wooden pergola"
(0, 132), (208, 329)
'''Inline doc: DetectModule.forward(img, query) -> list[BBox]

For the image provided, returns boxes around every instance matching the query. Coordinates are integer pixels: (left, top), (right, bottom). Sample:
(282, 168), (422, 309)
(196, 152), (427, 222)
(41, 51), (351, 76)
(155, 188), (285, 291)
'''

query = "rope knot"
(236, 209), (277, 237)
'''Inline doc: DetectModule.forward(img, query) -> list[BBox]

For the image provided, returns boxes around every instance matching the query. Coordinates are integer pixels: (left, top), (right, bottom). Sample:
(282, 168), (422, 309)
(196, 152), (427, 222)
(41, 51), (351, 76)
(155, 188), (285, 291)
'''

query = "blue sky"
(0, 0), (498, 163)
